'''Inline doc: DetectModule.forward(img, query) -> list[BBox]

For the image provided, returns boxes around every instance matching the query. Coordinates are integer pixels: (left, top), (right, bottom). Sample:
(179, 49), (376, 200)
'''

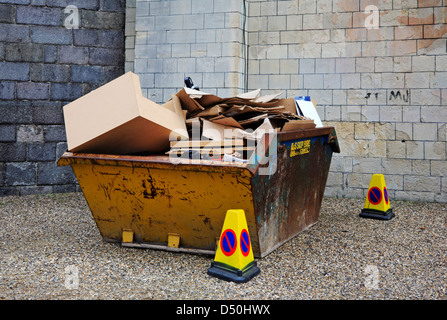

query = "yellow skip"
(360, 174), (394, 220)
(207, 209), (260, 283)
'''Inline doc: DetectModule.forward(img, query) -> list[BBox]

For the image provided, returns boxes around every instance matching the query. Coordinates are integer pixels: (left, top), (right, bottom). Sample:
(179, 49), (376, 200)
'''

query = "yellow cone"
(360, 174), (394, 220)
(207, 209), (260, 283)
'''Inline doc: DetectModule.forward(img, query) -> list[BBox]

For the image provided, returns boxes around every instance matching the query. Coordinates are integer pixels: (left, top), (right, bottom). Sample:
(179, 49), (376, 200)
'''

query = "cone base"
(360, 208), (394, 220)
(207, 261), (260, 283)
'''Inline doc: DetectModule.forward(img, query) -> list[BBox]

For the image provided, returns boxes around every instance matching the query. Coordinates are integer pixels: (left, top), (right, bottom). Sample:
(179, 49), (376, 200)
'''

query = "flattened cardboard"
(63, 71), (188, 155)
(222, 105), (285, 118)
(209, 115), (245, 129)
(181, 87), (223, 109)
(237, 89), (261, 99)
(193, 105), (227, 118)
(237, 114), (268, 126)
(167, 146), (255, 156)
(202, 120), (244, 141)
(197, 94), (224, 109)
(183, 87), (213, 98)
(281, 120), (316, 132)
(252, 91), (283, 103)
(162, 95), (185, 120)
(272, 98), (298, 115)
(202, 118), (277, 142)
(176, 88), (205, 113)
(241, 118), (277, 141)
(171, 139), (244, 148)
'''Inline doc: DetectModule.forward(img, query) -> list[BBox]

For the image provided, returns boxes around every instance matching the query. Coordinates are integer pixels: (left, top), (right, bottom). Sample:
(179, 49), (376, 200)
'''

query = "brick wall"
(0, 0), (125, 196)
(130, 0), (447, 202)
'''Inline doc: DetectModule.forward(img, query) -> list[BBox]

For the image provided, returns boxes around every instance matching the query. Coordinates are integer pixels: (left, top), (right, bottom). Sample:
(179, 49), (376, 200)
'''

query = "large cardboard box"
(63, 72), (189, 155)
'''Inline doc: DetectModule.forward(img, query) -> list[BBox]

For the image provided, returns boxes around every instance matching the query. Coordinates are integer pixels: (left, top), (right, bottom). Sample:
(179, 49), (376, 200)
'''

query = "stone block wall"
(245, 0), (447, 202)
(131, 0), (247, 103)
(129, 0), (447, 202)
(0, 0), (125, 196)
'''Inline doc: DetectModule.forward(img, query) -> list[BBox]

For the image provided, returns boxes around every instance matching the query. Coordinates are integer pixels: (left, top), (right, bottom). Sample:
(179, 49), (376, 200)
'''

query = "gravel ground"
(0, 192), (445, 300)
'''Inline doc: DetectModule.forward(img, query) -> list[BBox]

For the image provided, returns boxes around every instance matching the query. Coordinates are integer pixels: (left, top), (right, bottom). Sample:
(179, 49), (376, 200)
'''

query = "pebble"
(0, 193), (445, 300)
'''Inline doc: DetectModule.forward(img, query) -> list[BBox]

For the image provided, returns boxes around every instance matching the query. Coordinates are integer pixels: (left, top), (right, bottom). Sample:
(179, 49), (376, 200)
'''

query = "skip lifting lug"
(329, 133), (337, 144)
(327, 128), (340, 153)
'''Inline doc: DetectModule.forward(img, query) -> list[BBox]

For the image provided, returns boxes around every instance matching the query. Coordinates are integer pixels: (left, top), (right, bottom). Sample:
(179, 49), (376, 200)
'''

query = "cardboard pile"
(176, 87), (314, 133)
(63, 72), (321, 159)
(166, 86), (321, 160)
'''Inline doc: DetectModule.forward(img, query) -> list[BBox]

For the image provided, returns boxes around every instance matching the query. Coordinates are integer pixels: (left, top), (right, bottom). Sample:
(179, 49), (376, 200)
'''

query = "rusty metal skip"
(58, 127), (339, 258)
